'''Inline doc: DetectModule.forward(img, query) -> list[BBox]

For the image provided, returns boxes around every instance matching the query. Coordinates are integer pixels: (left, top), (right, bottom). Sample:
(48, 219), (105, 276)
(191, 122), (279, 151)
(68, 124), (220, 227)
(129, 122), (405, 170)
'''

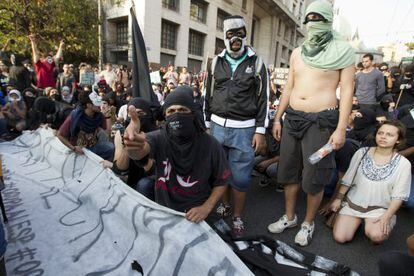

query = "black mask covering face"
(166, 113), (196, 144)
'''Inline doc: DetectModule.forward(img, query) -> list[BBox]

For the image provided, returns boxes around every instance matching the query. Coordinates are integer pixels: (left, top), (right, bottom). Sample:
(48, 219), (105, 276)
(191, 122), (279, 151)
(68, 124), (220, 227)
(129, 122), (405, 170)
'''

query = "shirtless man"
(267, 0), (355, 246)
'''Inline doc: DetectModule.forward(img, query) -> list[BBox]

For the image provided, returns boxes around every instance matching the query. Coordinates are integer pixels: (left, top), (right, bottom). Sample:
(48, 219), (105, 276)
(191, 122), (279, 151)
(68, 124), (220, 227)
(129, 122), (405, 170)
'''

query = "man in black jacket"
(204, 15), (269, 237)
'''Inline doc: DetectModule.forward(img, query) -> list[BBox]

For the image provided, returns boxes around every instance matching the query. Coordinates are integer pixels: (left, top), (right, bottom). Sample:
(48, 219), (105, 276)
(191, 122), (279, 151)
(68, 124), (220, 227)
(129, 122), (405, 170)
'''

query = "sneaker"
(268, 214), (298, 234)
(259, 178), (270, 187)
(216, 203), (231, 218)
(232, 217), (245, 238)
(294, 222), (315, 246)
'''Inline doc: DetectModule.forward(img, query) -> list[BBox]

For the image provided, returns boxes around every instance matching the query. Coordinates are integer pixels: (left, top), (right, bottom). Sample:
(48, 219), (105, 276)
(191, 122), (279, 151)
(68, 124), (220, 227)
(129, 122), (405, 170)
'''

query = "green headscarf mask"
(301, 0), (355, 71)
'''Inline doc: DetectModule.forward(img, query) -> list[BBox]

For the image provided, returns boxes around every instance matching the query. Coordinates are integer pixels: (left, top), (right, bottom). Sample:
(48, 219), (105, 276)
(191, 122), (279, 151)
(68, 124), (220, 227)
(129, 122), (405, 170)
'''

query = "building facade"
(102, 0), (307, 71)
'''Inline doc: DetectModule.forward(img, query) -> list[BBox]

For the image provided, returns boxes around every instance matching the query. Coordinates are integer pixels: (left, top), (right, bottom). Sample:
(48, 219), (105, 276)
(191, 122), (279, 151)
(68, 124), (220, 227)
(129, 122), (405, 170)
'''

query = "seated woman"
(330, 120), (411, 244)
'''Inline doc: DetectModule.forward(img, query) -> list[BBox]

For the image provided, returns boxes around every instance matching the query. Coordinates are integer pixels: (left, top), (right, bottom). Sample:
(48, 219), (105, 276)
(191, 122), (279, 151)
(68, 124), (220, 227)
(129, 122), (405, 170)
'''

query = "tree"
(0, 0), (98, 64)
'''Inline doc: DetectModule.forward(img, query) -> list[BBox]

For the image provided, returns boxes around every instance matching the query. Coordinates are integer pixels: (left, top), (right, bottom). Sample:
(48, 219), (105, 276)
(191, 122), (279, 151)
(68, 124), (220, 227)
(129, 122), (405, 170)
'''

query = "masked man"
(268, 0), (355, 246)
(204, 15), (269, 237)
(124, 86), (230, 225)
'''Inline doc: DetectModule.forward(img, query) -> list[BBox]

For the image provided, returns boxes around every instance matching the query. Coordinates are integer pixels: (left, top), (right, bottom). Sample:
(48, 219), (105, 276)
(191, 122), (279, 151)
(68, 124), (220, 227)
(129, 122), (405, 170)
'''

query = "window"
(160, 53), (175, 66)
(162, 0), (179, 11)
(188, 58), (202, 73)
(290, 30), (295, 45)
(292, 3), (296, 15)
(251, 17), (259, 47)
(188, 30), (205, 56)
(215, 38), (225, 55)
(242, 0), (247, 10)
(190, 0), (207, 23)
(115, 51), (128, 63)
(277, 19), (282, 36)
(161, 20), (178, 50)
(116, 21), (128, 46)
(284, 26), (290, 41)
(217, 9), (230, 31)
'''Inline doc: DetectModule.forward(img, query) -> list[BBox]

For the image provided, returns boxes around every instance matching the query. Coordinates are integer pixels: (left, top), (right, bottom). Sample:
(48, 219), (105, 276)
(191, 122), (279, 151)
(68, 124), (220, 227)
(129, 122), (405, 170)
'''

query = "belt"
(346, 197), (385, 213)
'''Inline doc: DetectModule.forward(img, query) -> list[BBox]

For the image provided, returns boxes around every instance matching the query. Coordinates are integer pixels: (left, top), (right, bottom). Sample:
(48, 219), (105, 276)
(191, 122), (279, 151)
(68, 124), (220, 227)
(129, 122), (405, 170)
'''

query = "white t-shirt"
(118, 104), (128, 121)
(100, 70), (117, 88)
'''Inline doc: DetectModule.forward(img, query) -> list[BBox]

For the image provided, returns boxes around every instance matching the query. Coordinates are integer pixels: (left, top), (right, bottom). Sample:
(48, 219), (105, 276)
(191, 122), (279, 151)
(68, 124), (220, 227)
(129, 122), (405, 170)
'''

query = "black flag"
(130, 8), (159, 107)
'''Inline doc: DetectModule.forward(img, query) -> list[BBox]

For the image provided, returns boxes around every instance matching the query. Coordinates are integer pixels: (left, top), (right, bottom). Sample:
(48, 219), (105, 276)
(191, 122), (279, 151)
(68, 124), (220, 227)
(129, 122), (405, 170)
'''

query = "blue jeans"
(88, 142), (115, 161)
(136, 176), (155, 200)
(211, 122), (255, 192)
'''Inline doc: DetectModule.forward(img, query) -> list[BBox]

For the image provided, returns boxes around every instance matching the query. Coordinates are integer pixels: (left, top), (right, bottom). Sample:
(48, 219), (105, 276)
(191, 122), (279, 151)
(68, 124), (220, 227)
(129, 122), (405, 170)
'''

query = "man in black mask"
(395, 64), (414, 108)
(124, 86), (230, 224)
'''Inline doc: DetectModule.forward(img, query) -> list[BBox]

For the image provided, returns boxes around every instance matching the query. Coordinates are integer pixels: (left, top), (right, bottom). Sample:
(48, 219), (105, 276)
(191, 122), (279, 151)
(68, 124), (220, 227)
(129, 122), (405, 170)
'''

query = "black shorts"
(277, 111), (337, 194)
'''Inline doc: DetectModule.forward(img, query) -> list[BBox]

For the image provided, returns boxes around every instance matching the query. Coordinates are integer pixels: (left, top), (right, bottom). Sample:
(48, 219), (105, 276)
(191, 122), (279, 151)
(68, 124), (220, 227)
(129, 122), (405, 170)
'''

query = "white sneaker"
(268, 214), (298, 234)
(294, 222), (315, 246)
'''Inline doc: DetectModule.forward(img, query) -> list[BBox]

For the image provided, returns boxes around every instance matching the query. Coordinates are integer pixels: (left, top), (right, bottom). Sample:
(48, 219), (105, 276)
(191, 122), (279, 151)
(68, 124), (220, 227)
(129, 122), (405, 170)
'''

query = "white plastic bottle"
(308, 143), (333, 165)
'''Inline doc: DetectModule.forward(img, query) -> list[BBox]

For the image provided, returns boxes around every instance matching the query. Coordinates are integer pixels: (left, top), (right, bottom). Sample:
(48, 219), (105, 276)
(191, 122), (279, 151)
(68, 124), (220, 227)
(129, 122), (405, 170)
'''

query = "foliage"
(0, 0), (99, 64)
(406, 42), (414, 51)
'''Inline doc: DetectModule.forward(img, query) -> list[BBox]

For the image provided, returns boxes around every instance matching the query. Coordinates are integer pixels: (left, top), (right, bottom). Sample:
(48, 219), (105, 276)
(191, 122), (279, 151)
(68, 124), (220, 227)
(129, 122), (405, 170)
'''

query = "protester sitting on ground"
(22, 87), (37, 111)
(57, 90), (114, 161)
(123, 86), (230, 224)
(44, 87), (60, 101)
(102, 97), (157, 199)
(29, 34), (64, 89)
(26, 96), (56, 130)
(2, 89), (26, 132)
(330, 120), (411, 244)
(378, 233), (414, 275)
(60, 86), (74, 105)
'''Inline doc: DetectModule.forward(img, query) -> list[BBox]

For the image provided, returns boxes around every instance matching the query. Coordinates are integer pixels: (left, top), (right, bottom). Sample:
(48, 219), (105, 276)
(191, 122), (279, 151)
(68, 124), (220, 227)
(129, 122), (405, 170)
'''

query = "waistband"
(211, 114), (256, 128)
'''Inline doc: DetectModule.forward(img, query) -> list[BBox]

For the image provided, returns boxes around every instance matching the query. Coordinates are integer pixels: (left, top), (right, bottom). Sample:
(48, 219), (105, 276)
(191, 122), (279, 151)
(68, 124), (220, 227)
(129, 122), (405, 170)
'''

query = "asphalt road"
(239, 177), (414, 276)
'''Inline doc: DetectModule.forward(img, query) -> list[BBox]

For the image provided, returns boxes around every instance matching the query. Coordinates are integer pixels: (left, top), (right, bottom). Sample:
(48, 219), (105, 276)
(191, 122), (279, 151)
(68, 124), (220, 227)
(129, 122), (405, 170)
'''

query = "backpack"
(209, 53), (264, 98)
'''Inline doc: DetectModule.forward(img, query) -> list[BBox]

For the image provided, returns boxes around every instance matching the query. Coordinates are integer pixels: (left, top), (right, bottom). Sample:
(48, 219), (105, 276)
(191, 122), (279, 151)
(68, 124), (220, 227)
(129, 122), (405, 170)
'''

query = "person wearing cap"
(204, 15), (269, 237)
(1, 89), (27, 132)
(268, 0), (355, 246)
(123, 86), (230, 224)
(57, 90), (114, 161)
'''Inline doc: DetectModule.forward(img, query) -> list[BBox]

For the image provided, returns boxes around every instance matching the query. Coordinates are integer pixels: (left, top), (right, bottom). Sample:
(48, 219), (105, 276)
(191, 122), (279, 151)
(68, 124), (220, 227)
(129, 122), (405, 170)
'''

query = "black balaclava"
(127, 97), (156, 133)
(162, 86), (204, 176)
(349, 108), (377, 142)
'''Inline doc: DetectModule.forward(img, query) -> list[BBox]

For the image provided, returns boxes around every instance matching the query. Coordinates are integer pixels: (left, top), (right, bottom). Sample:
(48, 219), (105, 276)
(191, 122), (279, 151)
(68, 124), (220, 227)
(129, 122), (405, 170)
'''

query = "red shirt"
(35, 60), (56, 88)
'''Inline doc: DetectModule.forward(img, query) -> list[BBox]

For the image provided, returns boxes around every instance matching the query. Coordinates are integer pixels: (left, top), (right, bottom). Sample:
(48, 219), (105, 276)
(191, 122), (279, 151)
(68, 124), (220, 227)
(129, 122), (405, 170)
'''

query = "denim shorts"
(211, 122), (255, 192)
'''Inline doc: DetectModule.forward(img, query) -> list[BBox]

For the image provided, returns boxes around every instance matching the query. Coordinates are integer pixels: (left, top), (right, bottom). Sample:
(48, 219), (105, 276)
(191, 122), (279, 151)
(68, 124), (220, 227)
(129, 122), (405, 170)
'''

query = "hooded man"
(124, 86), (230, 225)
(269, 0), (355, 246)
(204, 15), (269, 237)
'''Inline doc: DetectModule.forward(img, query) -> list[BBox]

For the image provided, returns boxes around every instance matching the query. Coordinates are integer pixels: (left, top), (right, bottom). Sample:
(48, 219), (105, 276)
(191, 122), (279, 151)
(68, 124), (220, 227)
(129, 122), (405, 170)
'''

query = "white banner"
(0, 128), (253, 276)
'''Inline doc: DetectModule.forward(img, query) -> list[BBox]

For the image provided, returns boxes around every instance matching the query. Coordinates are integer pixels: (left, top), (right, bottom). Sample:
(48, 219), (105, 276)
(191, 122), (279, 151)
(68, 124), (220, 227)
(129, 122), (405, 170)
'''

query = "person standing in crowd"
(123, 86), (230, 225)
(179, 67), (192, 86)
(163, 65), (178, 87)
(8, 54), (31, 93)
(29, 35), (64, 90)
(354, 53), (385, 112)
(99, 63), (117, 89)
(117, 65), (131, 88)
(330, 121), (411, 245)
(204, 15), (269, 237)
(268, 0), (355, 246)
(394, 64), (414, 108)
(57, 64), (76, 94)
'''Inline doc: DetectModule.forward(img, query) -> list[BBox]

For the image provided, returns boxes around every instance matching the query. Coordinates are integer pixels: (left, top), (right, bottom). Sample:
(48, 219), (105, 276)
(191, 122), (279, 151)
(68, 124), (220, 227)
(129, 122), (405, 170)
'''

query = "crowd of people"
(0, 0), (414, 274)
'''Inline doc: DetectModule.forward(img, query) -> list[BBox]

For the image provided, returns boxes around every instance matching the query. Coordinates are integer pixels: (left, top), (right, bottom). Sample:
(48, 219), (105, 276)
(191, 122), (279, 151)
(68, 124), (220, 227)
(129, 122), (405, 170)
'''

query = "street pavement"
(239, 177), (414, 276)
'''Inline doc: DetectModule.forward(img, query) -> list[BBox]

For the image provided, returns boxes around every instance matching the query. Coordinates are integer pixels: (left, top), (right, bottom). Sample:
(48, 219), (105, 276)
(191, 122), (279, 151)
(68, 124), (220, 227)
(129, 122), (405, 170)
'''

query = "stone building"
(102, 0), (307, 71)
